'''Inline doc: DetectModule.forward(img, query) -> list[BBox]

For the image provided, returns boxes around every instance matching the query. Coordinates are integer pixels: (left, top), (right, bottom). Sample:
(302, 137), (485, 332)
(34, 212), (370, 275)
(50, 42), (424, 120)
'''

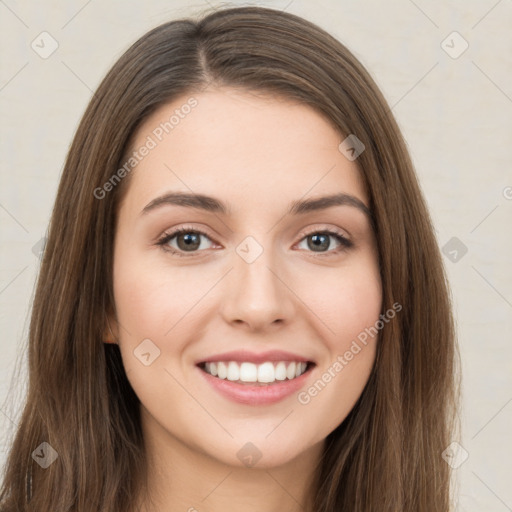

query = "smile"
(195, 350), (316, 405)
(200, 360), (310, 384)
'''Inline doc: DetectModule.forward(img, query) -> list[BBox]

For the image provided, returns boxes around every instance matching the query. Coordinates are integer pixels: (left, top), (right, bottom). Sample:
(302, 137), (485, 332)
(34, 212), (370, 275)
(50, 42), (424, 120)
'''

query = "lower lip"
(196, 365), (314, 405)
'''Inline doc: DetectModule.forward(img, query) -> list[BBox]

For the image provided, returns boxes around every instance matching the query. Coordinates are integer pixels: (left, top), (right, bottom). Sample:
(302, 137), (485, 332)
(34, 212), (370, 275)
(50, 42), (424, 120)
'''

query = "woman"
(0, 6), (458, 511)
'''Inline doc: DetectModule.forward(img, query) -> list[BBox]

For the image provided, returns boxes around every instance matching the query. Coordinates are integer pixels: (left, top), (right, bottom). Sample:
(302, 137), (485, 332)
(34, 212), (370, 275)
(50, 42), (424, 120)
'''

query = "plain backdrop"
(1, 1), (511, 510)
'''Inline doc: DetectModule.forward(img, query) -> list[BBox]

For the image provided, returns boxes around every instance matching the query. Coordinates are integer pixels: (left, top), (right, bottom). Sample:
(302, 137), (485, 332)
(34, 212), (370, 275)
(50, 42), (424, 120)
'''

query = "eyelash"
(156, 225), (353, 258)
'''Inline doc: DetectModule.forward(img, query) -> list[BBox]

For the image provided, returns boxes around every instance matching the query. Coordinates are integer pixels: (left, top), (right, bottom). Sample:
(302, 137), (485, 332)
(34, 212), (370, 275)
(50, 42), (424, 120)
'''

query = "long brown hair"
(0, 6), (458, 511)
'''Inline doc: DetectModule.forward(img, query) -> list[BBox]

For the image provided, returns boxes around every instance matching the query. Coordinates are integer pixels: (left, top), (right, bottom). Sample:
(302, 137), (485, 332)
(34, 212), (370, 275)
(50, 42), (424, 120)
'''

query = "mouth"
(197, 360), (315, 385)
(195, 350), (316, 405)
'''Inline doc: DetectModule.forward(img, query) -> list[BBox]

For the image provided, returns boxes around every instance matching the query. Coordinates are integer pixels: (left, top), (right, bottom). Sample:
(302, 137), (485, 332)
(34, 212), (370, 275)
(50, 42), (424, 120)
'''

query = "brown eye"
(297, 230), (353, 255)
(175, 231), (202, 252)
(157, 228), (215, 256)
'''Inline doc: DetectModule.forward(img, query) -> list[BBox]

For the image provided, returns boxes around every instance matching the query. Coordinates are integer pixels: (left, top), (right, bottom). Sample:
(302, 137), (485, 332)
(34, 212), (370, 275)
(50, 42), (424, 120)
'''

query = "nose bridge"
(222, 234), (293, 327)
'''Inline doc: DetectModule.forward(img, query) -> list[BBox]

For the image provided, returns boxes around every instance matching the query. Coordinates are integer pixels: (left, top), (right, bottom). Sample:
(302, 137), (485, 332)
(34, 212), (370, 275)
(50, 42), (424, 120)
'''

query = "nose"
(220, 245), (295, 332)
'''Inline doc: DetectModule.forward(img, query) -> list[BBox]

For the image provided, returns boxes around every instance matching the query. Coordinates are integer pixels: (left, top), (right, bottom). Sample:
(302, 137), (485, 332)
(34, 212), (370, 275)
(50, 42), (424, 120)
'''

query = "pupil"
(175, 233), (330, 252)
(310, 234), (328, 251)
(179, 233), (200, 251)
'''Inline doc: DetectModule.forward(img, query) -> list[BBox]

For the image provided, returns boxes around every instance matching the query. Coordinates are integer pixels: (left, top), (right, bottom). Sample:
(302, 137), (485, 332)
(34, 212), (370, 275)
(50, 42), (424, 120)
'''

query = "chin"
(201, 433), (317, 470)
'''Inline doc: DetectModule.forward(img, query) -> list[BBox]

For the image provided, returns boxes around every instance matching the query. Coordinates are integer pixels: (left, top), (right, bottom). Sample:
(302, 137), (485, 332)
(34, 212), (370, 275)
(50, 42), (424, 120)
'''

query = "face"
(108, 87), (382, 469)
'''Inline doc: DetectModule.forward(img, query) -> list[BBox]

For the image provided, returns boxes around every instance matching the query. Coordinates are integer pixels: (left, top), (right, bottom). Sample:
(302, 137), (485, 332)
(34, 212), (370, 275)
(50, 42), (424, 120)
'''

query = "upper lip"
(196, 350), (314, 365)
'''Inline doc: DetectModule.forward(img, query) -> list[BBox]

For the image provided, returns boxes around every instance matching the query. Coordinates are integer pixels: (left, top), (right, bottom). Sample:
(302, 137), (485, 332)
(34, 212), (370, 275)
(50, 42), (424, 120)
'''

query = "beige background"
(1, 1), (511, 510)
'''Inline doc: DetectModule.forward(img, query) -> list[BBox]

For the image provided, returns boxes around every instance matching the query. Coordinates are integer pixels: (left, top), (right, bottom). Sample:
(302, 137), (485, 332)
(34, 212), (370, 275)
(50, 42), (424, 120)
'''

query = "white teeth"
(286, 362), (296, 380)
(217, 362), (227, 379)
(294, 362), (306, 378)
(227, 361), (239, 381)
(202, 360), (310, 383)
(274, 362), (287, 381)
(239, 362), (258, 382)
(258, 362), (275, 383)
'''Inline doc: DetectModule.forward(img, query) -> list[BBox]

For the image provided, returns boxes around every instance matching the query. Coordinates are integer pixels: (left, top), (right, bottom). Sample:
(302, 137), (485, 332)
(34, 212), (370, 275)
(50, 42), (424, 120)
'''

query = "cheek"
(294, 255), (382, 348)
(325, 256), (382, 372)
(112, 247), (209, 339)
(111, 250), (208, 394)
(330, 269), (382, 350)
(113, 261), (167, 336)
(292, 256), (381, 434)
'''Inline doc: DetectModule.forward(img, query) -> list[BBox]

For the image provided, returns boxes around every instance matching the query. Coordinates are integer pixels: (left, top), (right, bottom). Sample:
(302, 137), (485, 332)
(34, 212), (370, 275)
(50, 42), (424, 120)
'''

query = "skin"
(106, 87), (382, 512)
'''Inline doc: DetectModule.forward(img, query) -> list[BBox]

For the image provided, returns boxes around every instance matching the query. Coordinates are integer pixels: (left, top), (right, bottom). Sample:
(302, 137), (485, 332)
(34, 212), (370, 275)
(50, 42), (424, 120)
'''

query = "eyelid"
(156, 224), (218, 256)
(156, 223), (353, 257)
(293, 225), (353, 257)
(295, 224), (351, 244)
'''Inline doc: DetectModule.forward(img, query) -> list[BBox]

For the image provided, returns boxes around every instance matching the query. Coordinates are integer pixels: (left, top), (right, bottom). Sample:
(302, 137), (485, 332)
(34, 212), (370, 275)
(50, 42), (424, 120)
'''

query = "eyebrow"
(141, 191), (372, 220)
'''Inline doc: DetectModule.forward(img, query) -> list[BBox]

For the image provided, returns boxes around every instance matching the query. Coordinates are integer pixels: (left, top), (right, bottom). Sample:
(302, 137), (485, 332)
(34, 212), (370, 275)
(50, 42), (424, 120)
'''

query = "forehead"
(123, 87), (368, 215)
